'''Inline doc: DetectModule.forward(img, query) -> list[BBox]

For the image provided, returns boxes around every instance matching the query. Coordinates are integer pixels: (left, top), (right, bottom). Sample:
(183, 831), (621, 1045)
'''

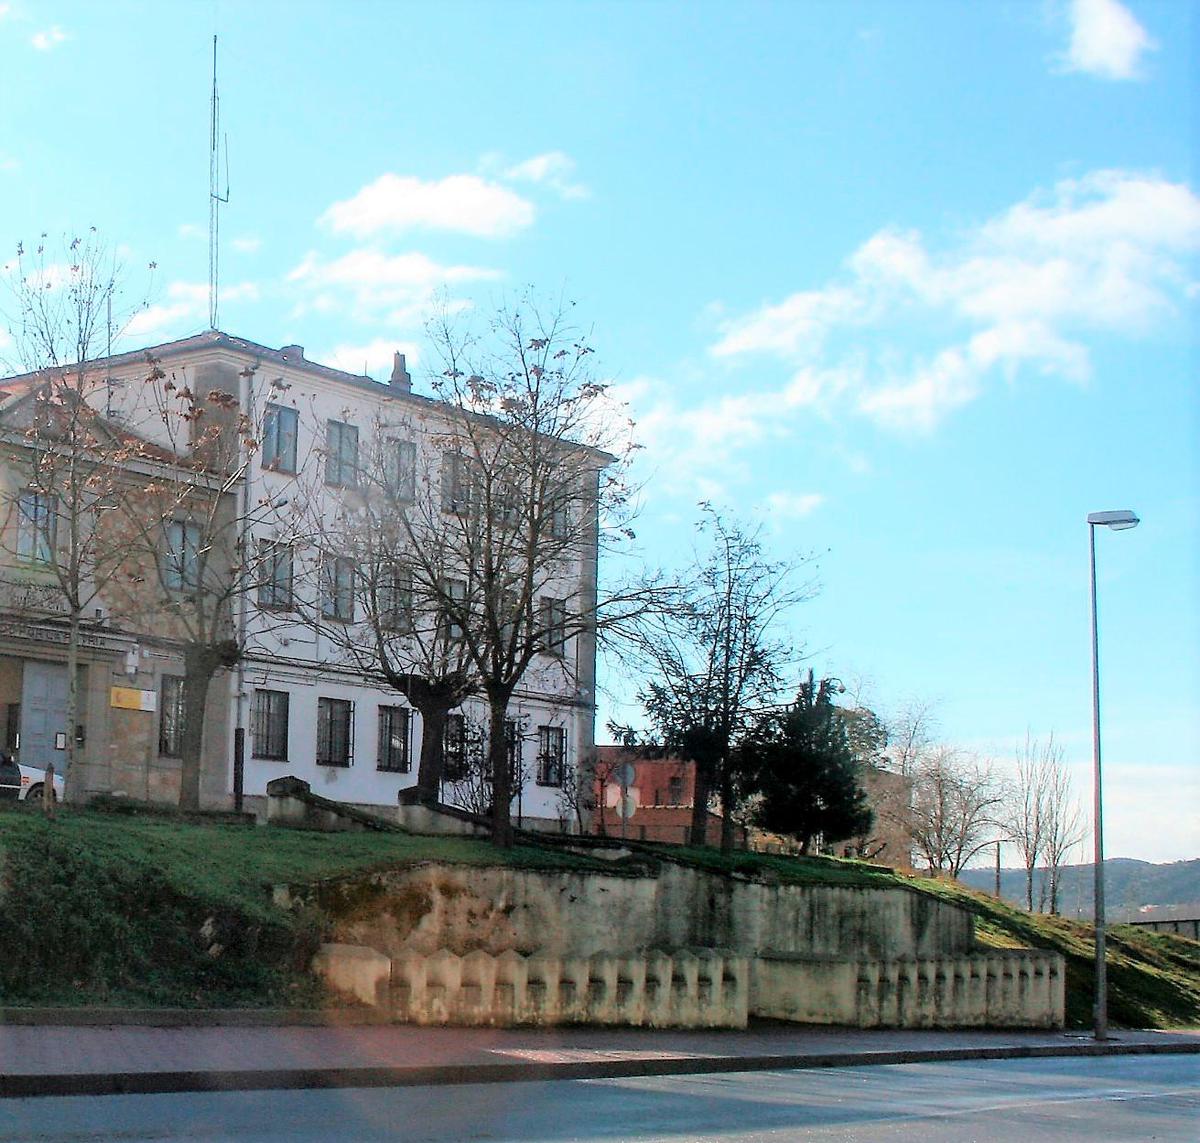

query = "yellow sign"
(110, 686), (156, 712)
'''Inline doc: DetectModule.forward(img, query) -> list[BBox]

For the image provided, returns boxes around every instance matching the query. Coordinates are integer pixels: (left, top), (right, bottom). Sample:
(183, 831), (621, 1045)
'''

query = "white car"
(0, 756), (64, 803)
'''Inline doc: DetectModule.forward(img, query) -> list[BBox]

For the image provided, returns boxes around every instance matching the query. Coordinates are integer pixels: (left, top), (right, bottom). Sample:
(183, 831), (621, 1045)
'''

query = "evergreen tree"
(741, 671), (873, 854)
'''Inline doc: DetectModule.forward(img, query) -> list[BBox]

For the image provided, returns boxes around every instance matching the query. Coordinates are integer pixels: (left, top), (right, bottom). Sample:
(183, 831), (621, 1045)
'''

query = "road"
(2, 1054), (1196, 1141)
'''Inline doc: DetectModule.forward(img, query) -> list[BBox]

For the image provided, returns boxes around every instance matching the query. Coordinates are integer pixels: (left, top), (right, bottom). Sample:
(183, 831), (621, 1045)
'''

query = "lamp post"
(1087, 509), (1139, 1041)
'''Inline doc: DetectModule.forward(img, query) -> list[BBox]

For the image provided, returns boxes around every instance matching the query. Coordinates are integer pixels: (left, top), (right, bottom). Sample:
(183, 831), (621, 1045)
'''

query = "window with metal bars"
(251, 689), (289, 761)
(377, 706), (410, 773)
(317, 697), (353, 767)
(536, 725), (566, 787)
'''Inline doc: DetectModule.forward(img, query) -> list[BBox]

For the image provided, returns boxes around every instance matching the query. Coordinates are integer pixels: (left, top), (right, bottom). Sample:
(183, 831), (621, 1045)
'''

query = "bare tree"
(294, 408), (478, 805)
(393, 300), (643, 847)
(1041, 748), (1085, 914)
(0, 232), (153, 803)
(1004, 732), (1051, 911)
(104, 354), (300, 811)
(910, 747), (1003, 877)
(627, 506), (814, 851)
(887, 697), (939, 777)
(1003, 732), (1085, 914)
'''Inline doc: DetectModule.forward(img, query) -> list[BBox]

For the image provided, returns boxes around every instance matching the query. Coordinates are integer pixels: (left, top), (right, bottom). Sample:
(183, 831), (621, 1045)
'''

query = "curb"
(0, 1007), (390, 1028)
(3, 1038), (1197, 1100)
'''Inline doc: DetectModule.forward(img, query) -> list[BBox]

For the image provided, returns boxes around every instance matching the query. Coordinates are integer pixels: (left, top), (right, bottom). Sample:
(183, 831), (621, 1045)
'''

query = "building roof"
(1, 329), (615, 464)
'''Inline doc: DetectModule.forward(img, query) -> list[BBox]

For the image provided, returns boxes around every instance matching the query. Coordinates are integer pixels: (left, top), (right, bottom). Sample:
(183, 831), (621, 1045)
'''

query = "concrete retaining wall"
(316, 863), (974, 962)
(753, 949), (1064, 1029)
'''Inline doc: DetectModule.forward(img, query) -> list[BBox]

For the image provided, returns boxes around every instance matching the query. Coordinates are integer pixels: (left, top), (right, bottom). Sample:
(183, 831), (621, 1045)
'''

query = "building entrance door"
(20, 660), (69, 772)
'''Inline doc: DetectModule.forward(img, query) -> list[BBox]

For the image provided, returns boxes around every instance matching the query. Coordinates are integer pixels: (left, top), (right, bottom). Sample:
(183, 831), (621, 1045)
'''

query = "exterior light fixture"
(1087, 508), (1139, 1041)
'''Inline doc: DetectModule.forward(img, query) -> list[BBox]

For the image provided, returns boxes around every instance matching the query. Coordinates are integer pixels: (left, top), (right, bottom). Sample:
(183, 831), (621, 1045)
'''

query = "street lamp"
(1087, 508), (1139, 1042)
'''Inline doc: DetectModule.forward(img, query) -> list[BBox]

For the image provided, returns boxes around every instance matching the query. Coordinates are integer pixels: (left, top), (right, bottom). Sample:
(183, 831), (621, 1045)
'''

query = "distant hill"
(958, 858), (1199, 918)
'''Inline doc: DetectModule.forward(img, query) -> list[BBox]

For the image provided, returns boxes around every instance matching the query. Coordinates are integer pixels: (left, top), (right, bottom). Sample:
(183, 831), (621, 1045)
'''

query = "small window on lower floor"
(251, 689), (289, 761)
(444, 713), (467, 781)
(377, 706), (410, 773)
(317, 697), (354, 767)
(536, 725), (566, 787)
(158, 675), (185, 757)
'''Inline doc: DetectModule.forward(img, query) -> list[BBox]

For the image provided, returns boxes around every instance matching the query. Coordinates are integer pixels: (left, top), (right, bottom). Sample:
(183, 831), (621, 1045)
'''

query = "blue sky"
(1, 1), (1195, 862)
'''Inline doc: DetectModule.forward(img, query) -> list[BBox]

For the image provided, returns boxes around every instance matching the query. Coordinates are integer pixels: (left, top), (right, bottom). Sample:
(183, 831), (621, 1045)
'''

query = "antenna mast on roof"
(208, 34), (230, 330)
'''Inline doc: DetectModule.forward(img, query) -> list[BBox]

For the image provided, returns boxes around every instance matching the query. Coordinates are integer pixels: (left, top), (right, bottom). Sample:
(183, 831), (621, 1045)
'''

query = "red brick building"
(590, 746), (747, 847)
(591, 746), (912, 861)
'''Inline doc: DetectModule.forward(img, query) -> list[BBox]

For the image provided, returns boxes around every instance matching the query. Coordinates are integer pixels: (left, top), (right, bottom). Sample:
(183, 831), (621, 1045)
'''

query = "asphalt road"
(2, 1054), (1196, 1141)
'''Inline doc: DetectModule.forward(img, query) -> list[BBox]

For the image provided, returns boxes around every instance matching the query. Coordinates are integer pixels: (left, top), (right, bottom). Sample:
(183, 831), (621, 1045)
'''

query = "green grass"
(0, 802), (609, 1008)
(2, 802), (1196, 1026)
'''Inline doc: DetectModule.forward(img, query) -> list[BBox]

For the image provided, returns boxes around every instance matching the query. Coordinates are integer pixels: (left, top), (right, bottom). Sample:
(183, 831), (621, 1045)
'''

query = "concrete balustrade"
(753, 948), (1064, 1029)
(316, 945), (750, 1028)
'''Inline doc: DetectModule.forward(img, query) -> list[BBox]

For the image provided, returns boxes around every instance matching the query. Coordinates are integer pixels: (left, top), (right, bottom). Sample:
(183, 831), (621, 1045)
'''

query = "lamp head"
(1087, 510), (1139, 531)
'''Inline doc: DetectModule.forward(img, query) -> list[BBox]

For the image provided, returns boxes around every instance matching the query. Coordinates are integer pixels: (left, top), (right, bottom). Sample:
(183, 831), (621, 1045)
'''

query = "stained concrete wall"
(312, 862), (975, 963)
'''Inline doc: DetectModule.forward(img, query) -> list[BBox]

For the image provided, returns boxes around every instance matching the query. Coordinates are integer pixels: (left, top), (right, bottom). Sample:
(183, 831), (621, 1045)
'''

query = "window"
(251, 689), (289, 760)
(379, 566), (413, 632)
(667, 775), (684, 805)
(548, 488), (571, 540)
(377, 706), (410, 773)
(321, 555), (355, 621)
(158, 675), (185, 757)
(325, 420), (359, 488)
(540, 597), (567, 657)
(483, 718), (521, 781)
(317, 697), (353, 767)
(506, 718), (521, 782)
(443, 713), (467, 781)
(442, 578), (467, 641)
(537, 725), (566, 787)
(257, 541), (294, 610)
(385, 439), (416, 502)
(262, 404), (298, 473)
(441, 451), (475, 514)
(162, 519), (202, 593)
(16, 490), (56, 563)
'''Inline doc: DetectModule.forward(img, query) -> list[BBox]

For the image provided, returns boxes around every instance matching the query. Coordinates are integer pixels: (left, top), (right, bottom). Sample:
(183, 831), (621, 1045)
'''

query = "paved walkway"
(1, 1018), (1196, 1099)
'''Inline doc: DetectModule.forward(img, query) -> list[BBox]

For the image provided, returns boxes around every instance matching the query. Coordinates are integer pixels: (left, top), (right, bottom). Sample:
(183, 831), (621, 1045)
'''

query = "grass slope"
(2, 804), (1196, 1026)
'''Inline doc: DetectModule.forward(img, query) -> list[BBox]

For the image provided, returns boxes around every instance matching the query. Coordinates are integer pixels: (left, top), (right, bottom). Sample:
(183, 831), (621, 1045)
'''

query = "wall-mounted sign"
(110, 686), (156, 712)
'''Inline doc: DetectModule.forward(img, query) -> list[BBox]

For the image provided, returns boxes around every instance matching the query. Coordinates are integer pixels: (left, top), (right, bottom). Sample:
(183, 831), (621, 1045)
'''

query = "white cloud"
(231, 235), (261, 254)
(178, 223), (204, 240)
(122, 280), (259, 342)
(323, 338), (421, 378)
(288, 249), (500, 326)
(713, 170), (1200, 431)
(1061, 0), (1155, 81)
(503, 151), (590, 200)
(321, 173), (535, 239)
(0, 153), (18, 173)
(711, 287), (860, 359)
(765, 491), (824, 520)
(31, 25), (67, 51)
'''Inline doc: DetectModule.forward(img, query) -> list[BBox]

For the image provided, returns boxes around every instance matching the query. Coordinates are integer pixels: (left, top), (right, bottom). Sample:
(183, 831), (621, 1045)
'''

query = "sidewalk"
(1, 1017), (1197, 1099)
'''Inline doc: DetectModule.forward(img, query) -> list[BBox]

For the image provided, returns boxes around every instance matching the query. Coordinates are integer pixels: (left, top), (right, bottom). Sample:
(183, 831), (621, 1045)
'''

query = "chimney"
(280, 344), (304, 361)
(390, 351), (412, 392)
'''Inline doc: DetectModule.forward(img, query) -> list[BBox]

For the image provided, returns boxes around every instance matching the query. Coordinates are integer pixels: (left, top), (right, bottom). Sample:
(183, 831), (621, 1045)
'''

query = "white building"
(0, 331), (600, 828)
